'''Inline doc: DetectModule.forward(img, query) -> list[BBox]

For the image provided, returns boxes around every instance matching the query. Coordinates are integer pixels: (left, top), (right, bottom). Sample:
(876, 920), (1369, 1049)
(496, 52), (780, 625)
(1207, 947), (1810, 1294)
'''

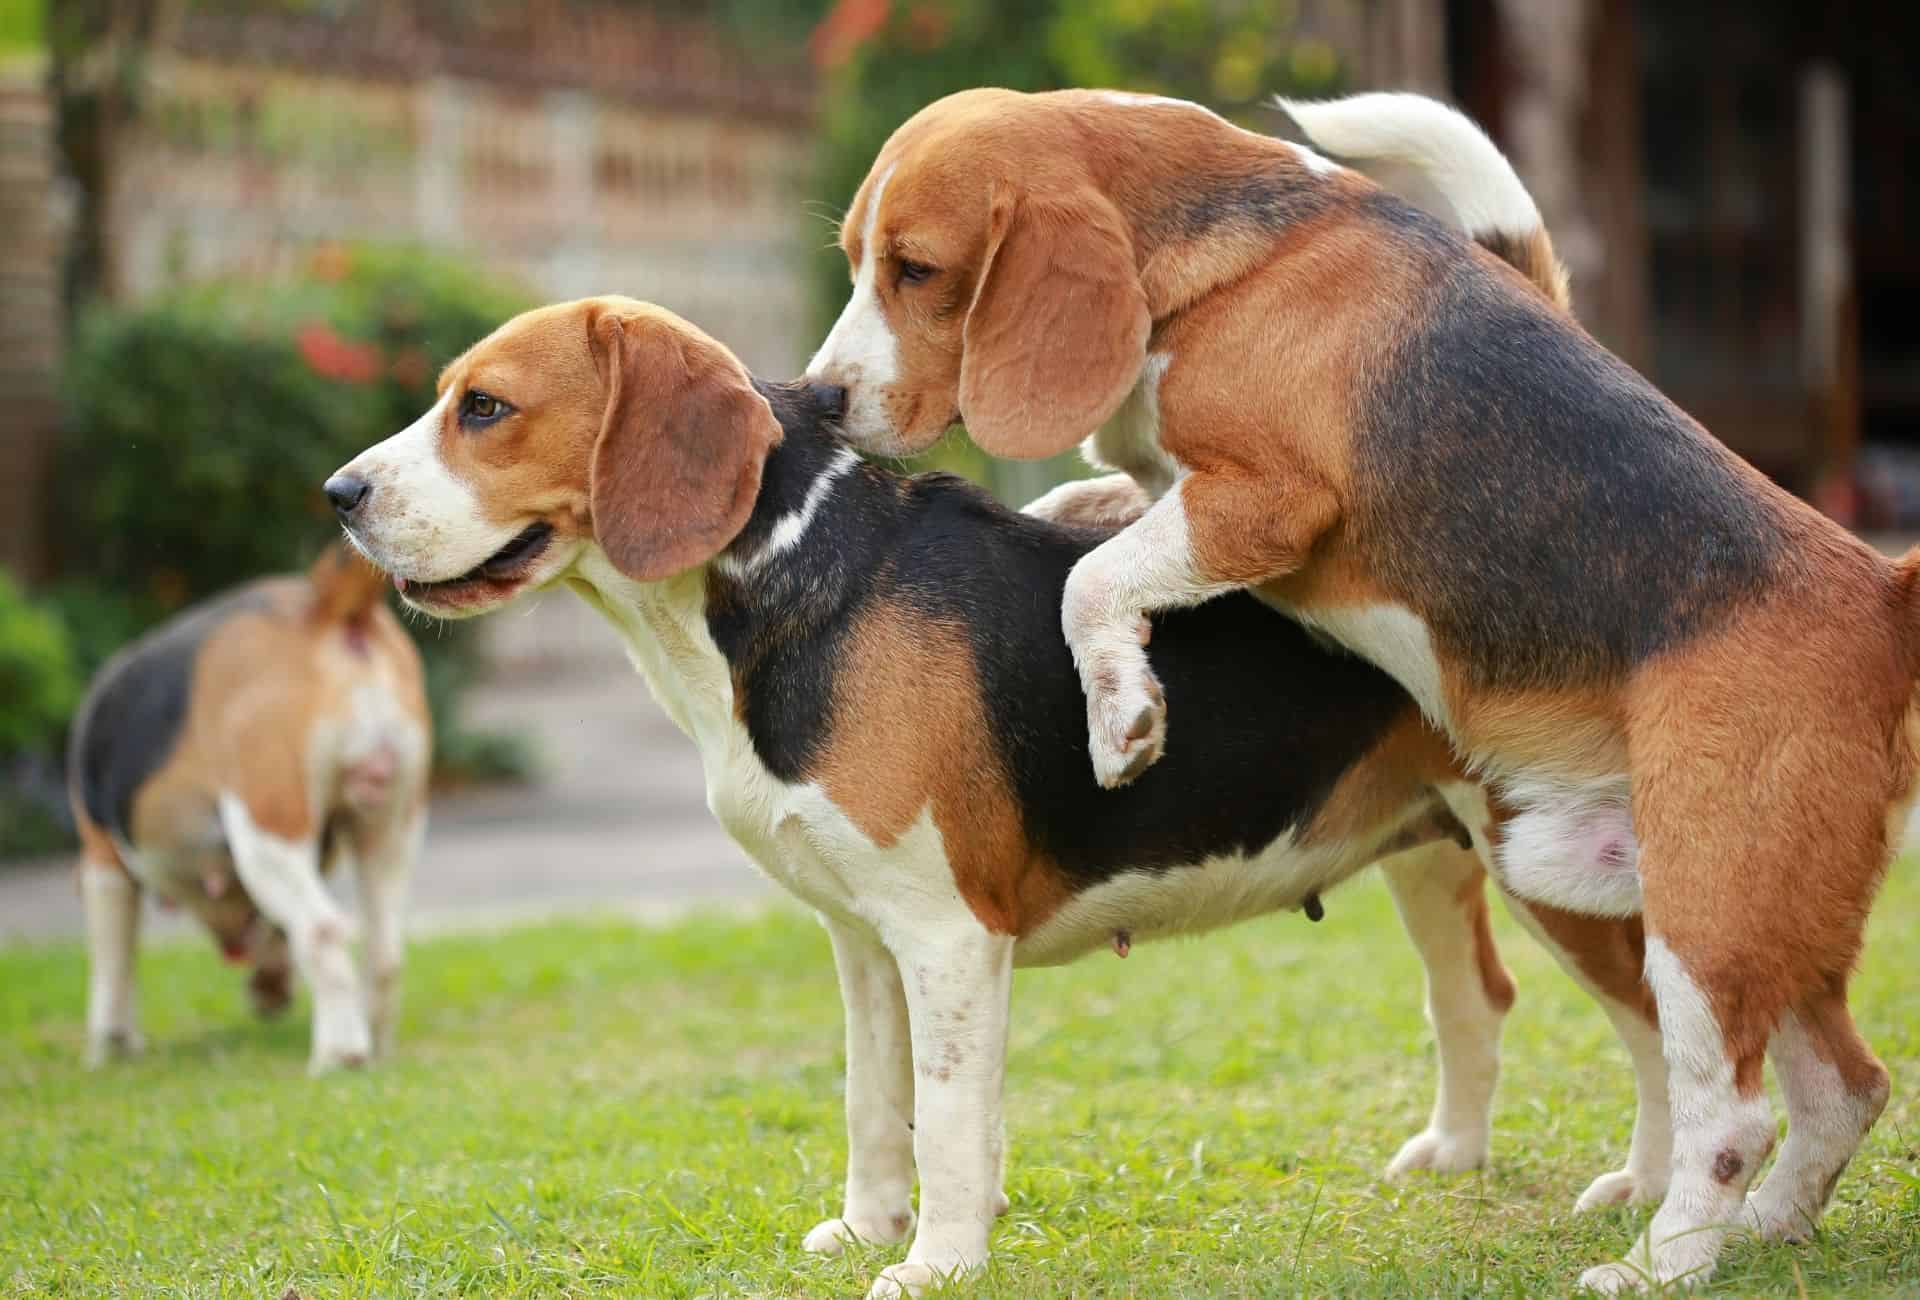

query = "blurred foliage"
(0, 0), (43, 55)
(0, 571), (81, 761)
(0, 571), (82, 859)
(36, 244), (540, 849)
(807, 0), (1344, 501)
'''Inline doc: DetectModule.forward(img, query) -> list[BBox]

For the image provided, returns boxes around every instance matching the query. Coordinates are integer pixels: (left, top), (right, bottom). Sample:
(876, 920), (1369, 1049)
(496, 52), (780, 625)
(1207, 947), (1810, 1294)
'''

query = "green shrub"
(52, 243), (539, 798)
(0, 570), (82, 860)
(0, 570), (80, 760)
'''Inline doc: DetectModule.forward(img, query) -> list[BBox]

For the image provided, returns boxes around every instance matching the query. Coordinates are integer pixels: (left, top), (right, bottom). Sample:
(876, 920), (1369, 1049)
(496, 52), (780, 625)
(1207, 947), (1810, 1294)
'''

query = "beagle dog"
(325, 298), (1661, 1297)
(805, 88), (1914, 1290)
(68, 545), (430, 1074)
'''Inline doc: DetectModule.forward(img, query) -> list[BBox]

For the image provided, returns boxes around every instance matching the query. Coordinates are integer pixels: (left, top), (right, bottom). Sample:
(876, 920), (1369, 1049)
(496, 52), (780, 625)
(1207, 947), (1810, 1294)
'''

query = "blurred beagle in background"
(69, 544), (430, 1074)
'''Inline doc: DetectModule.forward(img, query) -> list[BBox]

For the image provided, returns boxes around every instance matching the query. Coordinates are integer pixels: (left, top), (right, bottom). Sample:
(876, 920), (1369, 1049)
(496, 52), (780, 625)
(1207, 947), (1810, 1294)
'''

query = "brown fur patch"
(1514, 900), (1657, 1026)
(1627, 535), (1913, 1094)
(813, 602), (1070, 936)
(127, 578), (427, 849)
(1450, 865), (1518, 1014)
(1300, 712), (1461, 848)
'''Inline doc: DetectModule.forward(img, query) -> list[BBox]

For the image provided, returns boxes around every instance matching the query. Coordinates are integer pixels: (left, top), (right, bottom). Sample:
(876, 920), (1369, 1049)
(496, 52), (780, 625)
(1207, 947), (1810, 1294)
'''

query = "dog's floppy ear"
(587, 306), (782, 581)
(959, 184), (1151, 460)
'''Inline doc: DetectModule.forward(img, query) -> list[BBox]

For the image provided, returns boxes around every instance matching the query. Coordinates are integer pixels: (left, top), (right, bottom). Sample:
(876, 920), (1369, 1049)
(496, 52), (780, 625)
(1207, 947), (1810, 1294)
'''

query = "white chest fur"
(568, 553), (981, 946)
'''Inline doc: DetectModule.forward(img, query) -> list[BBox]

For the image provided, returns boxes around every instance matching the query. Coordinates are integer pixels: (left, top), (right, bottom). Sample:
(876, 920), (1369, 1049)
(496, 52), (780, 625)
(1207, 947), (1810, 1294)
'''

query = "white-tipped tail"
(1277, 92), (1569, 310)
(1277, 92), (1538, 235)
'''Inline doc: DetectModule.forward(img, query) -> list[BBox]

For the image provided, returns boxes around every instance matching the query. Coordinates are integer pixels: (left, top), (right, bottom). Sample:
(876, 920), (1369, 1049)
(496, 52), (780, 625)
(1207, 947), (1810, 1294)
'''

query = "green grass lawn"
(3, 866), (1917, 1298)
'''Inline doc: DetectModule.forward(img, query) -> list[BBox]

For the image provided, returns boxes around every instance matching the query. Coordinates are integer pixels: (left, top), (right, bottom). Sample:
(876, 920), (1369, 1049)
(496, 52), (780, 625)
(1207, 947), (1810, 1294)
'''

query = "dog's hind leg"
(353, 806), (424, 1060)
(1499, 900), (1672, 1211)
(1380, 843), (1513, 1178)
(219, 793), (369, 1073)
(80, 854), (143, 1066)
(1745, 980), (1889, 1241)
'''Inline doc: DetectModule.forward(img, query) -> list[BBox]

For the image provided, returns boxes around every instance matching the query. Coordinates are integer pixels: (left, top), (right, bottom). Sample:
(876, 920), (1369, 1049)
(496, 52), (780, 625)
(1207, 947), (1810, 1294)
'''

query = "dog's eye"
(460, 390), (509, 426)
(897, 259), (936, 286)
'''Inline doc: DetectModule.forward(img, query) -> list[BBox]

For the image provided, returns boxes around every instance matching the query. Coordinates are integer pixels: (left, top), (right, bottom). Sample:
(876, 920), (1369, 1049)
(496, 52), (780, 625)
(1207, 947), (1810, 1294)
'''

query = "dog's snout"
(324, 473), (371, 517)
(808, 382), (848, 422)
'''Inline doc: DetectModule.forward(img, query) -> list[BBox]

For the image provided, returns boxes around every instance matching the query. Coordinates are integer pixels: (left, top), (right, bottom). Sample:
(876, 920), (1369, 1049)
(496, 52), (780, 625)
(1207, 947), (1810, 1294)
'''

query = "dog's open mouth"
(395, 523), (554, 604)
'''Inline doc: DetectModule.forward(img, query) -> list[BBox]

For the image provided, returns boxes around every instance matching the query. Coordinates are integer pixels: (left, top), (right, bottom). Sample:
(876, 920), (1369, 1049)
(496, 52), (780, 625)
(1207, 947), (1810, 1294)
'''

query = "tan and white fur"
(68, 546), (430, 1074)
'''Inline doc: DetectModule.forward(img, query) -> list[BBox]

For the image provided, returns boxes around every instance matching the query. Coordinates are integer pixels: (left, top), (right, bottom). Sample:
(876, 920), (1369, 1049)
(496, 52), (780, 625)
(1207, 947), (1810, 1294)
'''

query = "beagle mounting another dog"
(805, 87), (1914, 1290)
(69, 544), (430, 1074)
(326, 298), (1662, 1297)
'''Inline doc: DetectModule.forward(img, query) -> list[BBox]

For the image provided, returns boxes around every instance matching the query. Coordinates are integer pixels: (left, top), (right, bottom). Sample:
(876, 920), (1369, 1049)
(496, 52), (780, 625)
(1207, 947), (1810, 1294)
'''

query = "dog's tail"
(1277, 92), (1571, 312)
(307, 540), (389, 626)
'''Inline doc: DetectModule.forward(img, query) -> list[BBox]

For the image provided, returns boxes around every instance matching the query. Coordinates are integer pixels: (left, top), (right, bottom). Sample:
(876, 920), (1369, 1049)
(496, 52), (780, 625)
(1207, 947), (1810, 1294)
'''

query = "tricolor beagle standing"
(324, 299), (1660, 1297)
(805, 88), (1915, 1289)
(68, 545), (430, 1074)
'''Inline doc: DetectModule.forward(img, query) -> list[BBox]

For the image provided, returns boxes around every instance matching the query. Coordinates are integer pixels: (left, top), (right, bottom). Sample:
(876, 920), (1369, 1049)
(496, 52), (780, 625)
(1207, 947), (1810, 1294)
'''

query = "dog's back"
(69, 545), (425, 870)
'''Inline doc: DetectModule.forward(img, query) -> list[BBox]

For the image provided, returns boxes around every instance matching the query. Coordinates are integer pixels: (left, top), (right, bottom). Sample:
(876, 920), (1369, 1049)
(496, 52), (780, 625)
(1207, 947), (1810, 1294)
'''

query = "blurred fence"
(107, 7), (816, 376)
(0, 59), (61, 580)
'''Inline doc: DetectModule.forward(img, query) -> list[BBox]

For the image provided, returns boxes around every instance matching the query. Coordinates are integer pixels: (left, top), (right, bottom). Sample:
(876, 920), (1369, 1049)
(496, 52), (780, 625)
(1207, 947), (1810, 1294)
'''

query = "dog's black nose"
(323, 473), (371, 517)
(807, 382), (848, 422)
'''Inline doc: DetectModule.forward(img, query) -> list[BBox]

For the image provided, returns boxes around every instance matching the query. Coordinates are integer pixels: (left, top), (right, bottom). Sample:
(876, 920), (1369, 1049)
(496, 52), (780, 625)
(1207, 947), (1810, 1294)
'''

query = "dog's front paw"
(1574, 1167), (1667, 1213)
(804, 1209), (915, 1255)
(1083, 634), (1165, 788)
(1576, 1261), (1652, 1295)
(1384, 1126), (1488, 1179)
(308, 1007), (372, 1075)
(1742, 1187), (1819, 1243)
(867, 1247), (986, 1299)
(84, 1026), (146, 1069)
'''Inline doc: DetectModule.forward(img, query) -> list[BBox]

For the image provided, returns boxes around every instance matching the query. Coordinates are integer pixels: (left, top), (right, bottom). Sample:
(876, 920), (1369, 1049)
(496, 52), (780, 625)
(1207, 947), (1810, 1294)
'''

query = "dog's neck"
(562, 386), (886, 752)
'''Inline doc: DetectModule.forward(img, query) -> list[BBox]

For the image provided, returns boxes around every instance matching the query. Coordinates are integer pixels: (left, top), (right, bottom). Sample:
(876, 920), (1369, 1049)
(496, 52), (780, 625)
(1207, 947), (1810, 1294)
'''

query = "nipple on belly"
(1113, 929), (1131, 958)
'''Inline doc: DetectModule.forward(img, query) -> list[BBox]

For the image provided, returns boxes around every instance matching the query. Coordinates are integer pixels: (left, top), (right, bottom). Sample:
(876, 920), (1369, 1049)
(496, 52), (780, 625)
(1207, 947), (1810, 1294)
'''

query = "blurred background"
(3, 0), (1918, 928)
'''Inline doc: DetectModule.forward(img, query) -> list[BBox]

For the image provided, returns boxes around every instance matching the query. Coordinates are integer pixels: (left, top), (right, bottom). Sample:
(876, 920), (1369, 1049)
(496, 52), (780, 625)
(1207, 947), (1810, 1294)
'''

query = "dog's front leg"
(1062, 470), (1338, 787)
(218, 794), (370, 1073)
(806, 916), (918, 1256)
(867, 926), (1014, 1300)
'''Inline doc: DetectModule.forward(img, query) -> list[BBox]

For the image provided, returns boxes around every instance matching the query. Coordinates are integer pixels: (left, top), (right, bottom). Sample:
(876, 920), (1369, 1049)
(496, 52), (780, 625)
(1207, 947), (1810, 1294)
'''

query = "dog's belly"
(1443, 777), (1643, 918)
(1013, 835), (1351, 968)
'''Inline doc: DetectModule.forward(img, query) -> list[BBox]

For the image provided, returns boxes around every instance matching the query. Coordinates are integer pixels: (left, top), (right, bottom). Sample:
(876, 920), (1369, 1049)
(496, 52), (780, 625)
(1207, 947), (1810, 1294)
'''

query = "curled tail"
(1276, 92), (1571, 312)
(307, 540), (389, 626)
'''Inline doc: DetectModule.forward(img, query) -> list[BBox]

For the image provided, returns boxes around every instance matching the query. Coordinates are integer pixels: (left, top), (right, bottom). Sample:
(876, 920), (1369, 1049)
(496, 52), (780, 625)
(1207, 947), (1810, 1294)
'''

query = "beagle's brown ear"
(959, 186), (1151, 459)
(588, 308), (782, 582)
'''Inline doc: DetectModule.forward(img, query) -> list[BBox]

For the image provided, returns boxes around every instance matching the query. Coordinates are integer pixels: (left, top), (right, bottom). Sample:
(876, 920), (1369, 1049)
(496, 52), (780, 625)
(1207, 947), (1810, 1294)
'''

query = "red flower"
(810, 0), (891, 70)
(296, 322), (383, 385)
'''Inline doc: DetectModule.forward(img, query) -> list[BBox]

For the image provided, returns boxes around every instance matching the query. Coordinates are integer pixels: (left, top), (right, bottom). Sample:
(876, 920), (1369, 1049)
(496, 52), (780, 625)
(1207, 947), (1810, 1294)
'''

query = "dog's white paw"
(1742, 1188), (1819, 1243)
(84, 1027), (146, 1069)
(803, 1210), (915, 1255)
(308, 1008), (373, 1075)
(1574, 1168), (1666, 1213)
(1384, 1126), (1488, 1179)
(1577, 1261), (1652, 1295)
(1083, 635), (1165, 788)
(866, 1248), (986, 1299)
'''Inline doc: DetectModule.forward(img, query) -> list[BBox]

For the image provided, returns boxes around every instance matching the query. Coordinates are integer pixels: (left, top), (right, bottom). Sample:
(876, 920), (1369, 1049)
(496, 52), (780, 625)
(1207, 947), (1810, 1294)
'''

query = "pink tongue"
(392, 575), (408, 592)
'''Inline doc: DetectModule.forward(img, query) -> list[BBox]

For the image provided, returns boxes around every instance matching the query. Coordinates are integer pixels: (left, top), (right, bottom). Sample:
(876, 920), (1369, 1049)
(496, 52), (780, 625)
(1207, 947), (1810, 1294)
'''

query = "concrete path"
(0, 650), (769, 945)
